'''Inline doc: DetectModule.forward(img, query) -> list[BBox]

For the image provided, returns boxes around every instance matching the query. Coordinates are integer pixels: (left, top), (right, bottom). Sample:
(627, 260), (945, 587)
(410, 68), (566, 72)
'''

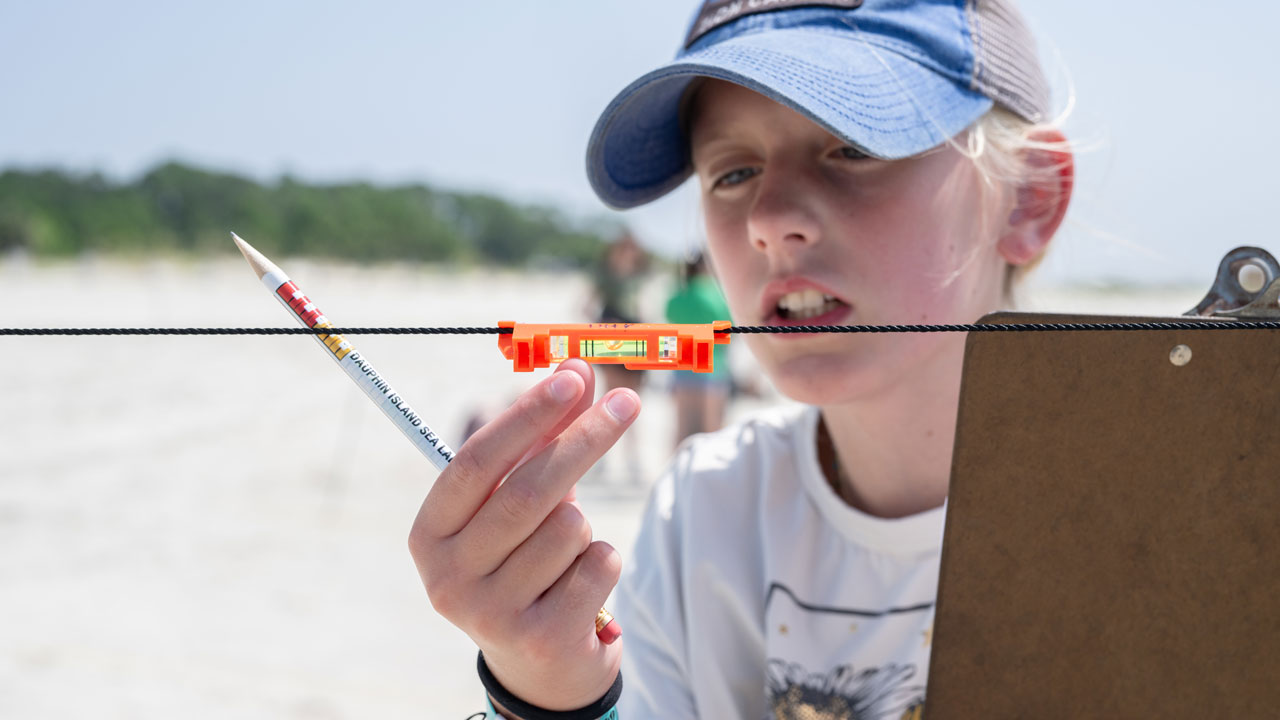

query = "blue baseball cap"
(586, 0), (1050, 209)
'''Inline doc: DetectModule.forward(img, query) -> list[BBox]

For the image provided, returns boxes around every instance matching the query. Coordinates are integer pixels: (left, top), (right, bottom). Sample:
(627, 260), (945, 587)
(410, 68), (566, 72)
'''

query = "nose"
(746, 167), (822, 255)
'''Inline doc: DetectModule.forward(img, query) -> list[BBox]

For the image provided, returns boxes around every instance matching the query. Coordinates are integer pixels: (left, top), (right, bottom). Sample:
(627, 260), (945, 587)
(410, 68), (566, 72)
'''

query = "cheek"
(708, 252), (757, 323)
(843, 172), (995, 313)
(705, 218), (758, 320)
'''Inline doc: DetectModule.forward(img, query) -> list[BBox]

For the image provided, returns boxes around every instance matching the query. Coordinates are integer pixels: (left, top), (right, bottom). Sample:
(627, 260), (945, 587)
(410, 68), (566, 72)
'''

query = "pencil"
(232, 232), (455, 470)
(231, 232), (621, 644)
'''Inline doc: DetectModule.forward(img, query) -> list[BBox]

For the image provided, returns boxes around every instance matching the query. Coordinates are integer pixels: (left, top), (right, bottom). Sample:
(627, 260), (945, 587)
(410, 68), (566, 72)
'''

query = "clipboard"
(924, 248), (1280, 717)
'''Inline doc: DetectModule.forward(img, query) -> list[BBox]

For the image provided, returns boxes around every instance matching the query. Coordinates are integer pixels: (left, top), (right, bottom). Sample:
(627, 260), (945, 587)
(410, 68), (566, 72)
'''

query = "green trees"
(0, 163), (611, 267)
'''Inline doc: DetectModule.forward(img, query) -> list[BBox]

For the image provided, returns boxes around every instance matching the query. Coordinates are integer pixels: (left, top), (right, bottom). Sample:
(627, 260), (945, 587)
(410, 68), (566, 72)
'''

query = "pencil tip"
(230, 231), (276, 280)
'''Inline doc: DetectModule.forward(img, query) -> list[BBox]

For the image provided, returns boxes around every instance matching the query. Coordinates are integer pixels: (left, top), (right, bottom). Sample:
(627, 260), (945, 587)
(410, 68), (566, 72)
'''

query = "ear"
(997, 128), (1074, 266)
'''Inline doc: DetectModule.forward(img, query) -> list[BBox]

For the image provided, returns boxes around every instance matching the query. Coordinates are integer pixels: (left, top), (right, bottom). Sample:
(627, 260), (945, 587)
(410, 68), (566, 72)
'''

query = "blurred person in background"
(586, 229), (651, 482)
(665, 250), (732, 448)
(590, 230), (650, 326)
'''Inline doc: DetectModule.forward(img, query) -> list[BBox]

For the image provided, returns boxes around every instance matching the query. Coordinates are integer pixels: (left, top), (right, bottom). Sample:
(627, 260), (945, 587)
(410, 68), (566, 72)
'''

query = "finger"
(547, 361), (591, 502)
(548, 359), (597, 439)
(462, 388), (640, 570)
(413, 369), (586, 539)
(486, 501), (593, 609)
(513, 359), (597, 470)
(538, 360), (596, 506)
(532, 540), (623, 645)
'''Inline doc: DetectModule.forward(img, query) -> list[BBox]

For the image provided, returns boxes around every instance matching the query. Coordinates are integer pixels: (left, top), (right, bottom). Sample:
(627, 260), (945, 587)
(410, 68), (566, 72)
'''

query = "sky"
(2, 0), (1277, 286)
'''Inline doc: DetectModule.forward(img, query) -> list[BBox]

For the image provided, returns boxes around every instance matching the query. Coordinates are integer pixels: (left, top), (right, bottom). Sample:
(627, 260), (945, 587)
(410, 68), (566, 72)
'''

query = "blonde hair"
(961, 106), (1074, 301)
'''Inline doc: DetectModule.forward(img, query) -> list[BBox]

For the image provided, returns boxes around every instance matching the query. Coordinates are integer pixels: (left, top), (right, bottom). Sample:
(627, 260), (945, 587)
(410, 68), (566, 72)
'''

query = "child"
(409, 0), (1073, 717)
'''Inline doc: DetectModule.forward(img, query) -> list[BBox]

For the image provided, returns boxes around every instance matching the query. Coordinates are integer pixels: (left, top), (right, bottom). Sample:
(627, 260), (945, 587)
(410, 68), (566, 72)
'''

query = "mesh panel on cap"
(967, 0), (1050, 122)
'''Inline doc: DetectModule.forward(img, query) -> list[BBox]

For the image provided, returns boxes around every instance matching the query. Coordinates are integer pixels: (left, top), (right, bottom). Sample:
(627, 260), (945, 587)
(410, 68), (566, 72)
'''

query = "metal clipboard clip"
(1187, 246), (1280, 319)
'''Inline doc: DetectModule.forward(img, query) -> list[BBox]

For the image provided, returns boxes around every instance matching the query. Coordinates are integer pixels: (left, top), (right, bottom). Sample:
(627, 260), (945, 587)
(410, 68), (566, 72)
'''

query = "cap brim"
(587, 28), (993, 209)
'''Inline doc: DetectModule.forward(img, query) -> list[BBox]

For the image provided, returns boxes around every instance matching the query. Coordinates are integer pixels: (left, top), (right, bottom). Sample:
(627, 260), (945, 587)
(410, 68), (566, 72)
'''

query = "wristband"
(477, 651), (621, 720)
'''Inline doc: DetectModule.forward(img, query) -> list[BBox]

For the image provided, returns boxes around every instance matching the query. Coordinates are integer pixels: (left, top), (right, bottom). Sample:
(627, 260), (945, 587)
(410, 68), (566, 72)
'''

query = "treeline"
(0, 162), (614, 267)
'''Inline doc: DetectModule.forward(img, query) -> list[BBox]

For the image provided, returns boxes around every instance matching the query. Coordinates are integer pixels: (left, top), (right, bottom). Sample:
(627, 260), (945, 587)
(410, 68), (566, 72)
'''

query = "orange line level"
(498, 321), (731, 372)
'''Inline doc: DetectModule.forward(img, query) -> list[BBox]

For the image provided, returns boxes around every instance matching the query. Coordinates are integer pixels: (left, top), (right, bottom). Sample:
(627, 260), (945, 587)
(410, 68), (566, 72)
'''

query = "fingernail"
(605, 391), (638, 421)
(550, 372), (579, 403)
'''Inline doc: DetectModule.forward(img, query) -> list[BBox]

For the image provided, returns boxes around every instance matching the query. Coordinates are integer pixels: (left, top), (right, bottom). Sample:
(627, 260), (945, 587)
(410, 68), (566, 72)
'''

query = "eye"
(712, 166), (759, 189)
(837, 145), (870, 160)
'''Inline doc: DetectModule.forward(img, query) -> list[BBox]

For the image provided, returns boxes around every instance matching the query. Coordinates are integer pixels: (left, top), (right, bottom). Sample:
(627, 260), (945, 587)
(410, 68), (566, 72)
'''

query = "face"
(688, 80), (1014, 405)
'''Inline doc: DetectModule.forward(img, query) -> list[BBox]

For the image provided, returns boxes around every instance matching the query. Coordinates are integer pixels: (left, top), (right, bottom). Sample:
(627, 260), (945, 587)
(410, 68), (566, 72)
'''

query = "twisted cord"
(724, 320), (1280, 333)
(0, 326), (509, 336)
(1, 320), (1279, 336)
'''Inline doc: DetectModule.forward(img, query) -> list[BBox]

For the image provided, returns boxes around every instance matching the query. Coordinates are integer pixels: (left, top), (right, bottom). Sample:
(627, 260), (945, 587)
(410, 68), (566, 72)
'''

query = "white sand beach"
(0, 256), (1204, 718)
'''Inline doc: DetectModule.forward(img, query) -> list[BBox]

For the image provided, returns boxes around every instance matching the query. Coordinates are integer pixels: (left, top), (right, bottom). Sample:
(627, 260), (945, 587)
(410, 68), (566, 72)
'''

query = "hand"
(408, 359), (639, 711)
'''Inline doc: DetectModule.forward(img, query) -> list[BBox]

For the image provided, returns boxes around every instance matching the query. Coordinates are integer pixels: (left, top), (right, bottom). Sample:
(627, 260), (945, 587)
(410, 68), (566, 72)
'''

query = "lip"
(758, 276), (853, 330)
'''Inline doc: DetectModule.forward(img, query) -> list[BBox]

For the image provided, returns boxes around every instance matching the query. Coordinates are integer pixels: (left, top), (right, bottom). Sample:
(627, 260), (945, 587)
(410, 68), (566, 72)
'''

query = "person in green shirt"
(665, 251), (732, 448)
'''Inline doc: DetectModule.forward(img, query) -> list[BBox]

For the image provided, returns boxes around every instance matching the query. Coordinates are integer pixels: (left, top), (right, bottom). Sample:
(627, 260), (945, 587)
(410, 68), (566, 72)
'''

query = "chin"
(759, 334), (957, 406)
(765, 353), (877, 406)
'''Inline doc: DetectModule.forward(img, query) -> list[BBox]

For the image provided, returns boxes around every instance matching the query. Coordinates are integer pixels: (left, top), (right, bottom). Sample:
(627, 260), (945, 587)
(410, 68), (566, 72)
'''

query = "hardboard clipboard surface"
(924, 312), (1280, 718)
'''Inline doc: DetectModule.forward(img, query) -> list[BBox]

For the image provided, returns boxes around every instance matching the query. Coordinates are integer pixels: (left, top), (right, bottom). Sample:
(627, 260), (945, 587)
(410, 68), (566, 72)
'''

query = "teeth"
(777, 290), (839, 320)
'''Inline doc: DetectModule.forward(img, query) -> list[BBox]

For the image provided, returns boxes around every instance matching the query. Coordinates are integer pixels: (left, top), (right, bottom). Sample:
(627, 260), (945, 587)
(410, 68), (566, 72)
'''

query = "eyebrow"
(687, 134), (745, 173)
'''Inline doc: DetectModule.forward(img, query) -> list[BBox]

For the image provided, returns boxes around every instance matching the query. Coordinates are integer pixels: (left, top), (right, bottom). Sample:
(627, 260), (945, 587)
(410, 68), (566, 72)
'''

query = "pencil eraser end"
(598, 619), (622, 645)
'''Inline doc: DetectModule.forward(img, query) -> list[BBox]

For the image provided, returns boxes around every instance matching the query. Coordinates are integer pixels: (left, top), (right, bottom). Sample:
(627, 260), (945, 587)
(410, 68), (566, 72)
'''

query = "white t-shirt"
(615, 404), (945, 719)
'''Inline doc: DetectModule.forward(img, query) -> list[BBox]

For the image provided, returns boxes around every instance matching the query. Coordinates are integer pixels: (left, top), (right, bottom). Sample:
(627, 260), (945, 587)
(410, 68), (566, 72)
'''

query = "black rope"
(0, 326), (510, 336)
(1, 320), (1279, 336)
(725, 320), (1280, 333)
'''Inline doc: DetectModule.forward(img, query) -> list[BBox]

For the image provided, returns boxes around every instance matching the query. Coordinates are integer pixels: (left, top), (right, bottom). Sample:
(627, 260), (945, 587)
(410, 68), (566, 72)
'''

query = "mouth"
(766, 287), (852, 327)
(775, 289), (844, 321)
